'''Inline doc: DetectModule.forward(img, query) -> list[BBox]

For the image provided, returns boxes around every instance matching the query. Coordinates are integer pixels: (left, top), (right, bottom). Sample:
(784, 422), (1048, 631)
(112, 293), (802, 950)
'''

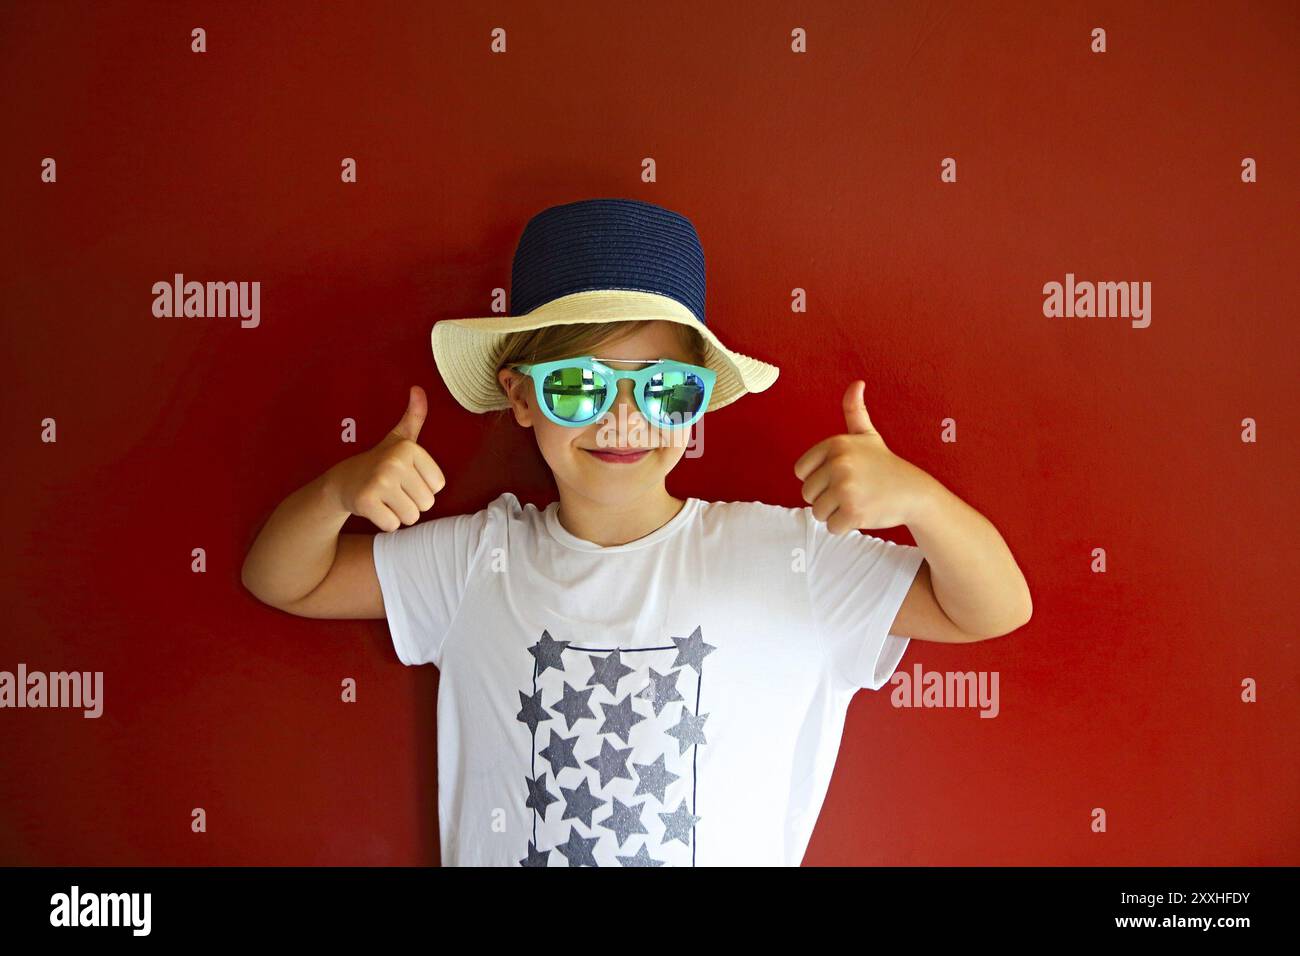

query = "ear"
(497, 367), (534, 428)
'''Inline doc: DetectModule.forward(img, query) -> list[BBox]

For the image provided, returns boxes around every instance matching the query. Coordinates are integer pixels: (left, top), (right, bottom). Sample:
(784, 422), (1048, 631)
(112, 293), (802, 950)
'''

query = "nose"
(599, 377), (650, 437)
(611, 377), (644, 418)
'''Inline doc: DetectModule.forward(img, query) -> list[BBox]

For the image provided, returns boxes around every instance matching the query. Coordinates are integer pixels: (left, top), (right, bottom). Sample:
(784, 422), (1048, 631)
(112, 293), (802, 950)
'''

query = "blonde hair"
(493, 320), (706, 404)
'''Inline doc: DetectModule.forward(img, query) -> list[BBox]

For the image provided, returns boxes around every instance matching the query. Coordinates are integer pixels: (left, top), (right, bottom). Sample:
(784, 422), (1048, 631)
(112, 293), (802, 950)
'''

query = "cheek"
(659, 444), (690, 468)
(532, 417), (580, 459)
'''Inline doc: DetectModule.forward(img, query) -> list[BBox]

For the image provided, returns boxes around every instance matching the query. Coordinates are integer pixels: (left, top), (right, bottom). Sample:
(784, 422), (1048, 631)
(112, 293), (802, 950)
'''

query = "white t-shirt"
(372, 491), (924, 867)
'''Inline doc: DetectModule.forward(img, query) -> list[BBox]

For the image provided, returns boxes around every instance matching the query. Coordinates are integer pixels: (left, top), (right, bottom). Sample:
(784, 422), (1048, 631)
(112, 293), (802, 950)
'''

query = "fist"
(793, 381), (933, 534)
(330, 386), (446, 532)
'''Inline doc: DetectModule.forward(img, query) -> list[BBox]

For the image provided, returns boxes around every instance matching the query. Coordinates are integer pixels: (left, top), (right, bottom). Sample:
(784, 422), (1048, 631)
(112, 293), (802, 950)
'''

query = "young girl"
(241, 198), (1032, 867)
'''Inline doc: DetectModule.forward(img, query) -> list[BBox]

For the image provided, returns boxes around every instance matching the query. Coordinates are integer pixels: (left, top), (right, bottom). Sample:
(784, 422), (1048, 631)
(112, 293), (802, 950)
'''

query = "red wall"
(1, 0), (1295, 865)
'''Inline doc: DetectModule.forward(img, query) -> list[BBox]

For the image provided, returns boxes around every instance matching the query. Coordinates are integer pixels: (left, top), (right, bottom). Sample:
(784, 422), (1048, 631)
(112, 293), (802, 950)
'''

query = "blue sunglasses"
(510, 355), (716, 429)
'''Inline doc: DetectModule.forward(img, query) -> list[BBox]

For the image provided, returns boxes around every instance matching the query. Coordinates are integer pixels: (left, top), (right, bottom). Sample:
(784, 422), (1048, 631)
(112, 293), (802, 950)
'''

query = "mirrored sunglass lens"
(542, 366), (606, 422)
(644, 370), (705, 425)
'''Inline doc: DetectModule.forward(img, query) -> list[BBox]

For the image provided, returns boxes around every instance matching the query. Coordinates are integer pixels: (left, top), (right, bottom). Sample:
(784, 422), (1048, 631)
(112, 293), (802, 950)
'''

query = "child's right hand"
(327, 386), (446, 532)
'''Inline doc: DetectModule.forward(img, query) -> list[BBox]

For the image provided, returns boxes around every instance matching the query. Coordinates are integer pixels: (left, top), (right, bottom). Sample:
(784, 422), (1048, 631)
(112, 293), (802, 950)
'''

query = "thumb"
(842, 380), (876, 435)
(390, 385), (427, 442)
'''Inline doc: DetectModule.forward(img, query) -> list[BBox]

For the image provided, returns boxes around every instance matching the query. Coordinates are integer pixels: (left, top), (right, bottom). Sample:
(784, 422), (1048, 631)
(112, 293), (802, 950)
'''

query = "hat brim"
(430, 290), (779, 414)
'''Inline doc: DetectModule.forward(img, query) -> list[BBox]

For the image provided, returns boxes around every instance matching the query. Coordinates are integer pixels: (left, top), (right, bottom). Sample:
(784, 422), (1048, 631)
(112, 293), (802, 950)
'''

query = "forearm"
(907, 476), (1032, 638)
(240, 468), (350, 608)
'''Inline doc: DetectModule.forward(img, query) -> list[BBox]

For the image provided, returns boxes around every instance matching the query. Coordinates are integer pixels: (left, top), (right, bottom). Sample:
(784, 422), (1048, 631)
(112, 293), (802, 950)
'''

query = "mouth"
(583, 447), (652, 464)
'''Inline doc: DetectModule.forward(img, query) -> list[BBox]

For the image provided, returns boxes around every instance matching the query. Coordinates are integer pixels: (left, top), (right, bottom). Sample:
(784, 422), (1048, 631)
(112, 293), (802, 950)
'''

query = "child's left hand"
(793, 381), (937, 534)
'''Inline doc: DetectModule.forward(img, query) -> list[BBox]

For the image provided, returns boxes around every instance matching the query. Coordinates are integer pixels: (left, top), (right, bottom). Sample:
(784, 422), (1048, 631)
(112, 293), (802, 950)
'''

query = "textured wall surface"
(1, 0), (1296, 865)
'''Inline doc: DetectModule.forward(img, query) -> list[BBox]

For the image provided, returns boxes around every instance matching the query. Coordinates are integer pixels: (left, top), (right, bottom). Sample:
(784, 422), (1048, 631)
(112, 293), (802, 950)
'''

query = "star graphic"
(555, 825), (600, 867)
(616, 841), (666, 867)
(521, 628), (716, 867)
(538, 729), (582, 778)
(597, 692), (647, 744)
(584, 737), (634, 789)
(519, 840), (551, 867)
(669, 625), (716, 674)
(524, 772), (559, 819)
(658, 799), (701, 847)
(586, 649), (635, 695)
(528, 629), (570, 677)
(515, 688), (551, 736)
(551, 682), (597, 730)
(634, 666), (686, 716)
(631, 753), (680, 804)
(559, 776), (606, 829)
(665, 705), (709, 755)
(598, 796), (649, 848)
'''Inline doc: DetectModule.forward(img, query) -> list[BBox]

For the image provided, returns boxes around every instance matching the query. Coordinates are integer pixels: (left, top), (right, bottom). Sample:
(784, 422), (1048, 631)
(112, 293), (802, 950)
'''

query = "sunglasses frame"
(510, 355), (717, 430)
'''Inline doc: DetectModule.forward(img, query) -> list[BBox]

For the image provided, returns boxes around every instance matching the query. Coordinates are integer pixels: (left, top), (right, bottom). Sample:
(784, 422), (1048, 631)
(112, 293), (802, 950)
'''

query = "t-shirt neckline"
(543, 497), (700, 552)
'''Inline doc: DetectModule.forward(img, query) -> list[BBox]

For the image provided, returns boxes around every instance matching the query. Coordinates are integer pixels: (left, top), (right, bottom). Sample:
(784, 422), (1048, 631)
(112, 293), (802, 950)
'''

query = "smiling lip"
(584, 448), (651, 464)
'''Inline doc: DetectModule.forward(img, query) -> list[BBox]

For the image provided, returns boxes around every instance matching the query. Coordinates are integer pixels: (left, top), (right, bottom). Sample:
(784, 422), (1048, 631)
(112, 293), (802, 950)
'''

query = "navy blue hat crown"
(509, 197), (708, 324)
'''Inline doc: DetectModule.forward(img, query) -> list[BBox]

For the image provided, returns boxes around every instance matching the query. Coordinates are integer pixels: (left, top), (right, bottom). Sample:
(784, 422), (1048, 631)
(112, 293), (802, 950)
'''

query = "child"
(241, 198), (1032, 867)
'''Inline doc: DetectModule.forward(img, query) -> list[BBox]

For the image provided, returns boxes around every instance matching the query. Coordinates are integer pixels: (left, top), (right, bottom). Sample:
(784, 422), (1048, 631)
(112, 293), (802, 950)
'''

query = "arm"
(795, 381), (1032, 644)
(240, 385), (444, 619)
(891, 477), (1032, 642)
(239, 471), (386, 619)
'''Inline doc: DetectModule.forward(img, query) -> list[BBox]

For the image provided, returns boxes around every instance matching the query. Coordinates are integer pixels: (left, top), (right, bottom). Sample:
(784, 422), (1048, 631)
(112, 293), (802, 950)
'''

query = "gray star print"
(598, 796), (649, 848)
(520, 841), (550, 867)
(524, 773), (558, 819)
(515, 687), (551, 735)
(551, 682), (597, 730)
(631, 753), (681, 804)
(597, 693), (647, 744)
(616, 842), (667, 867)
(635, 666), (686, 716)
(586, 649), (634, 695)
(518, 624), (717, 866)
(538, 729), (582, 778)
(559, 776), (606, 828)
(670, 625), (716, 674)
(665, 705), (709, 755)
(658, 799), (701, 847)
(584, 737), (634, 789)
(529, 629), (570, 677)
(555, 826), (600, 867)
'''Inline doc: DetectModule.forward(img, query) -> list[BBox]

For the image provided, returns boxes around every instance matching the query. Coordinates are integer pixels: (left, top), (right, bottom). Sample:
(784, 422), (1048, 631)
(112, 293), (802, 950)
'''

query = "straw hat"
(430, 197), (780, 413)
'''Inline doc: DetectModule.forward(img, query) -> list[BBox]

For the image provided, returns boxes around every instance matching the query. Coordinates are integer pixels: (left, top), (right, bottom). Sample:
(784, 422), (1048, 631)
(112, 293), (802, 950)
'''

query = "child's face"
(497, 320), (701, 505)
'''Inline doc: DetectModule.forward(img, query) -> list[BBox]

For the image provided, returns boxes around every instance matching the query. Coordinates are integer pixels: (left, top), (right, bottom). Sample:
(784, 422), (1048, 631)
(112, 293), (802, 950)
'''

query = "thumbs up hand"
(327, 386), (447, 532)
(792, 381), (935, 534)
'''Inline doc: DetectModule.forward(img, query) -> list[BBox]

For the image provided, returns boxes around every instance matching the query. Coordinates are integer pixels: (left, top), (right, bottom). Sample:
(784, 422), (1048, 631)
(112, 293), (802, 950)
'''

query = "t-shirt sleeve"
(803, 507), (926, 692)
(371, 503), (496, 668)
